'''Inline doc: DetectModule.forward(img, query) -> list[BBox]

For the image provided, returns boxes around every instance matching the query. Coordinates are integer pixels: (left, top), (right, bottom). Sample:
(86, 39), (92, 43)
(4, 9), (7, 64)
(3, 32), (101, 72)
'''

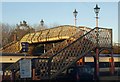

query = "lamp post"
(40, 19), (44, 27)
(73, 9), (78, 27)
(94, 4), (100, 80)
(94, 4), (100, 47)
(13, 29), (17, 42)
(94, 4), (100, 28)
(40, 19), (45, 53)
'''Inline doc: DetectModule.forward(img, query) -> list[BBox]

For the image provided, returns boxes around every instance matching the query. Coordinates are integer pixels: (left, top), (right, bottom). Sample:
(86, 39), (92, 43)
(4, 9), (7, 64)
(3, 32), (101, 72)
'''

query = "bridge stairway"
(0, 26), (83, 54)
(33, 27), (112, 79)
(2, 27), (85, 79)
(3, 27), (85, 78)
(0, 41), (20, 53)
(3, 27), (112, 80)
(38, 29), (85, 58)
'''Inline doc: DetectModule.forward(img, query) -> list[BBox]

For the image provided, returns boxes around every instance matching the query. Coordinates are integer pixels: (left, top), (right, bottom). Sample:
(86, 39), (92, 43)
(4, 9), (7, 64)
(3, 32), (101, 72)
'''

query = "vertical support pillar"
(96, 48), (99, 80)
(32, 69), (35, 80)
(93, 56), (96, 80)
(10, 71), (14, 82)
(44, 44), (46, 53)
(2, 71), (5, 81)
(110, 50), (115, 75)
(82, 57), (85, 65)
(13, 33), (17, 42)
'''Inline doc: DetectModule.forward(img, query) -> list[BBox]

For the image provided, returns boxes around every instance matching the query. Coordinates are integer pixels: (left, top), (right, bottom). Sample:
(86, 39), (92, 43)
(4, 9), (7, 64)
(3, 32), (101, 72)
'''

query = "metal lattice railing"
(4, 58), (24, 73)
(49, 28), (97, 79)
(1, 25), (83, 53)
(38, 28), (85, 58)
(1, 41), (20, 53)
(33, 28), (96, 79)
(33, 27), (112, 79)
(3, 27), (112, 80)
(98, 28), (112, 48)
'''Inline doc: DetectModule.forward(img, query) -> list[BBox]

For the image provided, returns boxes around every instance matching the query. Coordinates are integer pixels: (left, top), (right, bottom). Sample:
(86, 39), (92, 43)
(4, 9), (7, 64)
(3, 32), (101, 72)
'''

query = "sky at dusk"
(0, 1), (119, 43)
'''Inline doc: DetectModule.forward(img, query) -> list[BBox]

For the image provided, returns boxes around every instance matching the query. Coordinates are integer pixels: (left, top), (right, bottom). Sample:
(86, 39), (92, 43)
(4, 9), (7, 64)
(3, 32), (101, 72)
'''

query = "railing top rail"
(96, 27), (112, 30)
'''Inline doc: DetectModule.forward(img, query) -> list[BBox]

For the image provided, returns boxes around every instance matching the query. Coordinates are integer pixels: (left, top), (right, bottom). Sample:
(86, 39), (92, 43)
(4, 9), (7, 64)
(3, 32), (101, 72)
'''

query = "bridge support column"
(109, 50), (115, 75)
(95, 48), (99, 80)
(10, 71), (14, 82)
(32, 69), (35, 80)
(2, 71), (5, 81)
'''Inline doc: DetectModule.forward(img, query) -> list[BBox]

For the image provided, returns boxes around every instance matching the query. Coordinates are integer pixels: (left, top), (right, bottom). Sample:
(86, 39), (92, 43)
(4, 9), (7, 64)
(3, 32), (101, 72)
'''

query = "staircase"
(3, 27), (85, 79)
(5, 58), (24, 72)
(1, 25), (81, 54)
(0, 41), (20, 53)
(33, 27), (112, 79)
(38, 29), (85, 58)
(3, 27), (112, 80)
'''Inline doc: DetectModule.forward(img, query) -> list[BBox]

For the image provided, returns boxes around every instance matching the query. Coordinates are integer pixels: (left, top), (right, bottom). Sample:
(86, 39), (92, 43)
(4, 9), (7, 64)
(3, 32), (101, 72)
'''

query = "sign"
(21, 42), (29, 52)
(20, 59), (31, 78)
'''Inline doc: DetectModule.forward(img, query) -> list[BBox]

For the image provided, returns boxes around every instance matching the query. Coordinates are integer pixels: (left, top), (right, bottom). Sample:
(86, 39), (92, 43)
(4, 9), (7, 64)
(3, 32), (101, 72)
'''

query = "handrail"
(1, 41), (17, 50)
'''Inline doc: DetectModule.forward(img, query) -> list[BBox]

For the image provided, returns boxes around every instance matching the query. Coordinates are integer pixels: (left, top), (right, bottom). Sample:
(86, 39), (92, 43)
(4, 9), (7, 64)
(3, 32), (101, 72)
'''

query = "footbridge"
(1, 25), (90, 55)
(1, 25), (114, 81)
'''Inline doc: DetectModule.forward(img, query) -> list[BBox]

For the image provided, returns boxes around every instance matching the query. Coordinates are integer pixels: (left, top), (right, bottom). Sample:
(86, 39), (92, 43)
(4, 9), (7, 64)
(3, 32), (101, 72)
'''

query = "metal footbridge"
(1, 25), (90, 54)
(2, 25), (113, 80)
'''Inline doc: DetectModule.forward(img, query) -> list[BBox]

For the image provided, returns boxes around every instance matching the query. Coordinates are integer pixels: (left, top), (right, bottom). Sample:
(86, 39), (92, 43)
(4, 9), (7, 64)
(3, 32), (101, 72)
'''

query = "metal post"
(110, 50), (115, 75)
(96, 48), (99, 79)
(73, 9), (78, 33)
(2, 71), (5, 81)
(74, 17), (77, 27)
(96, 16), (98, 27)
(44, 44), (46, 53)
(32, 69), (35, 80)
(93, 56), (96, 80)
(75, 17), (78, 34)
(10, 71), (14, 82)
(110, 29), (114, 75)
(13, 33), (17, 42)
(95, 15), (99, 80)
(94, 4), (100, 80)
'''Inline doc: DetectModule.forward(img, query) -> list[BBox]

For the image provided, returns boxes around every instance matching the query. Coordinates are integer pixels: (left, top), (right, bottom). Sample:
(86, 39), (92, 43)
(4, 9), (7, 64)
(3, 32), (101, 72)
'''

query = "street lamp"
(94, 4), (100, 27)
(13, 29), (17, 42)
(40, 19), (44, 27)
(73, 9), (78, 27)
(94, 4), (100, 80)
(94, 4), (100, 46)
(40, 19), (45, 52)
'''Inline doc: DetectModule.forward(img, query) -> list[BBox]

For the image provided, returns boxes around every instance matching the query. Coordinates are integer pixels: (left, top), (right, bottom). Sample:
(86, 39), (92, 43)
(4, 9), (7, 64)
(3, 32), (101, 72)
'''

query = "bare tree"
(0, 23), (14, 47)
(0, 21), (35, 47)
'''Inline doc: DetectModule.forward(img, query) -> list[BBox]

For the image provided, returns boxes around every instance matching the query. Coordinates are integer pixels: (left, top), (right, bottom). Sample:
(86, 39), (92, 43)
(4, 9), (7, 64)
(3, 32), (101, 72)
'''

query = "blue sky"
(0, 1), (119, 43)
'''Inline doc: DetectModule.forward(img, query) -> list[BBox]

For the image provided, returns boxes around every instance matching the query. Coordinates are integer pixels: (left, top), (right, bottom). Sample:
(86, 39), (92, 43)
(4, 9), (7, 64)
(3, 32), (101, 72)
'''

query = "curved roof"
(1, 25), (91, 53)
(20, 25), (85, 44)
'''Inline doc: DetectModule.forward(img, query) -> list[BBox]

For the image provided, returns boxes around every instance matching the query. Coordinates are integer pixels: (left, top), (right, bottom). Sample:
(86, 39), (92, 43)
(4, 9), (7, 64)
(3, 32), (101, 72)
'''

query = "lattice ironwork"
(32, 58), (50, 79)
(34, 27), (112, 79)
(4, 58), (23, 74)
(3, 27), (112, 80)
(1, 41), (20, 53)
(2, 25), (84, 53)
(38, 28), (85, 58)
(49, 28), (97, 79)
(98, 28), (112, 48)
